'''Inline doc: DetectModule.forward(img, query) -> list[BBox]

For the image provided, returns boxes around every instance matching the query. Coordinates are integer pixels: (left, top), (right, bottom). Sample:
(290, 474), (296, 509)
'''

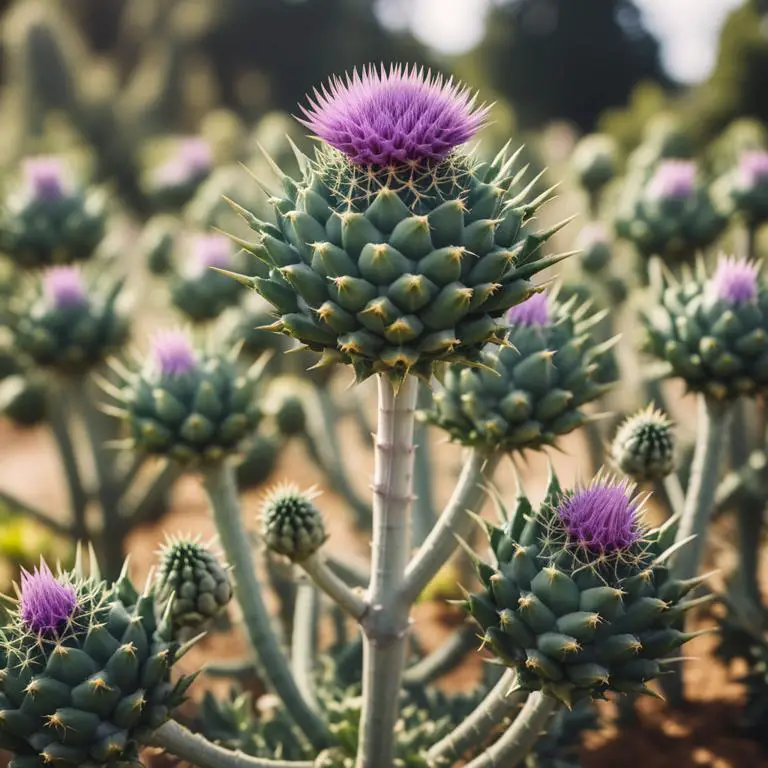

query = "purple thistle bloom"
(709, 254), (759, 306)
(737, 150), (768, 189)
(557, 477), (641, 553)
(154, 137), (212, 186)
(150, 330), (198, 376)
(23, 156), (69, 201)
(20, 561), (77, 634)
(43, 266), (88, 310)
(299, 64), (489, 166)
(187, 234), (232, 277)
(507, 292), (550, 327)
(647, 160), (696, 200)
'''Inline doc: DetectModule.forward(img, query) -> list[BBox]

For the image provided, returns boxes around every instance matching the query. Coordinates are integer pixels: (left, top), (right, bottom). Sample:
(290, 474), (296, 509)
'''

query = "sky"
(376, 0), (745, 84)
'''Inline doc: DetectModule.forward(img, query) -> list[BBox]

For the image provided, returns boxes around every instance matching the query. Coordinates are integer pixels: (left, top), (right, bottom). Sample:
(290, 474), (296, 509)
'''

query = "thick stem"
(149, 720), (313, 768)
(48, 382), (88, 538)
(412, 384), (436, 546)
(355, 375), (418, 768)
(464, 692), (558, 768)
(672, 395), (732, 584)
(426, 669), (523, 765)
(291, 580), (319, 710)
(402, 449), (500, 605)
(202, 462), (330, 749)
(301, 554), (367, 620)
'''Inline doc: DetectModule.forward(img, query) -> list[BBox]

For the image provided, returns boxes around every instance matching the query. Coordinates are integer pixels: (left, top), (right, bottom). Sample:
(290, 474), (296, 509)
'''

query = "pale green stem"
(355, 375), (418, 768)
(48, 381), (88, 538)
(672, 395), (732, 584)
(412, 384), (436, 546)
(427, 669), (523, 766)
(403, 623), (481, 687)
(325, 552), (370, 588)
(736, 499), (765, 615)
(112, 453), (146, 504)
(653, 472), (685, 519)
(464, 692), (558, 768)
(149, 720), (313, 768)
(301, 554), (367, 620)
(402, 449), (500, 605)
(202, 462), (330, 749)
(291, 580), (319, 710)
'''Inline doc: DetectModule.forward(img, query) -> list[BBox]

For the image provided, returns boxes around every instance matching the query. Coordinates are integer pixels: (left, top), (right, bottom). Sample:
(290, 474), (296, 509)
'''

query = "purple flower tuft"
(187, 234), (232, 277)
(23, 157), (69, 201)
(647, 160), (696, 200)
(20, 561), (77, 634)
(738, 150), (768, 189)
(709, 254), (759, 306)
(150, 330), (198, 376)
(557, 477), (640, 553)
(299, 64), (489, 166)
(154, 137), (212, 186)
(507, 292), (550, 327)
(43, 266), (88, 310)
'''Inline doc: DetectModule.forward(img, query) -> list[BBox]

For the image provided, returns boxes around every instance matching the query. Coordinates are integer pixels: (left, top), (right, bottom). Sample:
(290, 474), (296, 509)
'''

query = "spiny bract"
(643, 256), (768, 400)
(226, 64), (569, 384)
(0, 550), (196, 768)
(425, 293), (616, 452)
(465, 468), (705, 706)
(103, 330), (263, 466)
(261, 483), (326, 562)
(611, 405), (676, 482)
(156, 536), (233, 632)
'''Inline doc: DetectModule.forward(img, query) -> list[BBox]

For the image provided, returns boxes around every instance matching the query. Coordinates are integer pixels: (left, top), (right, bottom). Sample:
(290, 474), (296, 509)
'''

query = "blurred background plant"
(2, 1), (768, 767)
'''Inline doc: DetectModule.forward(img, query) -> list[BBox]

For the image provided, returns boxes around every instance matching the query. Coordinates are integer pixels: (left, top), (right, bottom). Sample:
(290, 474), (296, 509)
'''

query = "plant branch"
(464, 691), (558, 768)
(0, 489), (71, 536)
(402, 449), (500, 605)
(202, 462), (331, 749)
(149, 720), (313, 768)
(403, 622), (478, 688)
(291, 580), (319, 710)
(426, 669), (523, 765)
(300, 553), (368, 620)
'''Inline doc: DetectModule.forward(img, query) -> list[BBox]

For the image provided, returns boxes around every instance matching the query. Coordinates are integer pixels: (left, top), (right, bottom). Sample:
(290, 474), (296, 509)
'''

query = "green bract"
(0, 555), (196, 768)
(107, 349), (263, 466)
(643, 266), (768, 400)
(465, 470), (703, 706)
(9, 278), (129, 375)
(157, 537), (233, 632)
(425, 297), (615, 452)
(0, 188), (107, 270)
(229, 142), (569, 384)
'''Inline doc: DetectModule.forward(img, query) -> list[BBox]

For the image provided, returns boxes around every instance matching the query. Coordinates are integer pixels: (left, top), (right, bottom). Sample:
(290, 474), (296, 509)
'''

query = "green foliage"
(426, 295), (615, 452)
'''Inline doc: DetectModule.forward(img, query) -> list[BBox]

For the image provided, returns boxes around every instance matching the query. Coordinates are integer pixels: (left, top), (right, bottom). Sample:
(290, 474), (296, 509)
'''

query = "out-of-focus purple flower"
(299, 64), (489, 166)
(709, 254), (759, 306)
(20, 561), (78, 634)
(576, 222), (609, 249)
(507, 292), (550, 327)
(153, 138), (212, 186)
(737, 150), (768, 189)
(150, 329), (198, 376)
(647, 160), (696, 200)
(557, 476), (641, 553)
(23, 157), (69, 201)
(43, 266), (88, 310)
(187, 234), (232, 277)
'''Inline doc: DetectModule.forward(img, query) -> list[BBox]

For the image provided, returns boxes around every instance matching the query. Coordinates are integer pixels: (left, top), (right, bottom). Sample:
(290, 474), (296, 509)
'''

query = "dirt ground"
(1, 376), (767, 768)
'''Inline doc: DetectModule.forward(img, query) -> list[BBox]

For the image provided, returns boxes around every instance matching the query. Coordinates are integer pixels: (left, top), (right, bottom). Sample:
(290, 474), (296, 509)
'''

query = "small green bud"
(260, 483), (326, 562)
